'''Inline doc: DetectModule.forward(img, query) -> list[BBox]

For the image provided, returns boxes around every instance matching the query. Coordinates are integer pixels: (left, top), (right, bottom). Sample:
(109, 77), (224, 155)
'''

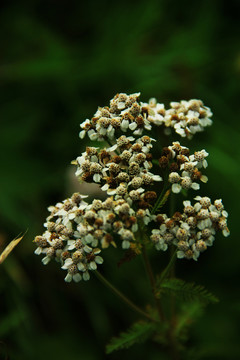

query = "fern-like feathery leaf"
(106, 321), (156, 354)
(158, 278), (219, 304)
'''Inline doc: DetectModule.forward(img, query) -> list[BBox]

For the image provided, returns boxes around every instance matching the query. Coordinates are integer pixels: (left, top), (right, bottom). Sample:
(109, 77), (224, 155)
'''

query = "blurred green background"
(0, 0), (239, 359)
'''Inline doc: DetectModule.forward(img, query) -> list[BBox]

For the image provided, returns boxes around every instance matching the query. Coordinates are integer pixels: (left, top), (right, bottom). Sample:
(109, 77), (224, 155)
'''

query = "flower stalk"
(94, 270), (156, 323)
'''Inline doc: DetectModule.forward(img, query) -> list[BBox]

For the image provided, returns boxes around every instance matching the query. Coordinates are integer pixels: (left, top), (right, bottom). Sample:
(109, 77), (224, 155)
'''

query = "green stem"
(94, 271), (156, 322)
(159, 250), (177, 285)
(141, 245), (165, 322)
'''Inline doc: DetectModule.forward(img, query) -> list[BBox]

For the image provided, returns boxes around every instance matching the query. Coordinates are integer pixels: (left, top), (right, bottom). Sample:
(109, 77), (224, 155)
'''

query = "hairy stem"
(94, 270), (156, 322)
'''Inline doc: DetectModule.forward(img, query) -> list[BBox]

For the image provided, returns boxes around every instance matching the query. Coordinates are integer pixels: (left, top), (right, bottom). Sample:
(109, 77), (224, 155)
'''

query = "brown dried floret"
(135, 115), (144, 126)
(172, 212), (182, 222)
(106, 176), (118, 188)
(159, 156), (169, 168)
(86, 147), (98, 156)
(177, 155), (188, 165)
(95, 218), (104, 227)
(162, 147), (172, 159)
(145, 153), (152, 162)
(99, 150), (111, 163)
(112, 155), (122, 164)
(169, 162), (179, 172)
(81, 172), (93, 182)
(180, 148), (190, 157)
(143, 191), (157, 203)
(138, 200), (150, 209)
(64, 201), (74, 211)
(156, 215), (165, 224)
(71, 193), (83, 205)
(165, 219), (175, 229)
(191, 169), (202, 181)
(131, 143), (142, 152)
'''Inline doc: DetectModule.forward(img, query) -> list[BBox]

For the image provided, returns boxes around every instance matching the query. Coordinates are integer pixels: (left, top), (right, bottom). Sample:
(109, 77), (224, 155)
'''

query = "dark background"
(0, 0), (239, 359)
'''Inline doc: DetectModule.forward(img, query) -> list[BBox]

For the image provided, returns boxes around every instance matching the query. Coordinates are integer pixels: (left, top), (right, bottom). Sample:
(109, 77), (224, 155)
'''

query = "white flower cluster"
(34, 193), (103, 282)
(34, 193), (154, 281)
(151, 197), (230, 261)
(79, 93), (212, 141)
(166, 142), (208, 193)
(34, 92), (229, 281)
(161, 99), (212, 138)
(74, 135), (162, 204)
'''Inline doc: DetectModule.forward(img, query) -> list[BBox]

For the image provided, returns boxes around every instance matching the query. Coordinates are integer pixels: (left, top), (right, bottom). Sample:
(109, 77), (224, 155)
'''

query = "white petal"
(133, 128), (143, 135)
(101, 184), (109, 191)
(122, 240), (130, 249)
(79, 130), (86, 139)
(95, 256), (104, 264)
(120, 120), (129, 131)
(62, 258), (73, 269)
(194, 196), (202, 201)
(222, 210), (228, 218)
(177, 251), (185, 259)
(129, 122), (138, 130)
(222, 228), (230, 237)
(64, 273), (73, 282)
(68, 213), (76, 220)
(34, 247), (42, 255)
(89, 261), (97, 270)
(73, 273), (82, 282)
(93, 174), (101, 182)
(152, 175), (163, 182)
(83, 272), (90, 281)
(42, 256), (51, 265)
(191, 182), (200, 190)
(118, 101), (126, 110)
(181, 222), (190, 230)
(84, 245), (92, 253)
(194, 203), (202, 212)
(106, 144), (118, 152)
(201, 175), (208, 183)
(203, 159), (208, 168)
(77, 262), (85, 271)
(107, 189), (117, 195)
(193, 252), (200, 261)
(172, 183), (181, 193)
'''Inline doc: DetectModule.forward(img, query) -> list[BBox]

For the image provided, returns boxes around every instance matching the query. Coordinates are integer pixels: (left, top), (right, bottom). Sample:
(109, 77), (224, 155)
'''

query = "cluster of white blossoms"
(79, 93), (212, 141)
(151, 197), (230, 260)
(34, 92), (229, 281)
(34, 192), (155, 282)
(163, 142), (209, 193)
(74, 135), (162, 205)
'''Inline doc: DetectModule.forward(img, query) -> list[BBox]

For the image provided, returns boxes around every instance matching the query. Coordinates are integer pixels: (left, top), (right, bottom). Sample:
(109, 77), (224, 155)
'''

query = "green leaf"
(159, 278), (219, 304)
(106, 321), (156, 354)
(151, 188), (171, 215)
(175, 301), (204, 342)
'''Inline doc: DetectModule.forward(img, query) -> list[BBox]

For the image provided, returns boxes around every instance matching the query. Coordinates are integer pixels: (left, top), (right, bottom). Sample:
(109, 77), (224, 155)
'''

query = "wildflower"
(151, 197), (229, 260)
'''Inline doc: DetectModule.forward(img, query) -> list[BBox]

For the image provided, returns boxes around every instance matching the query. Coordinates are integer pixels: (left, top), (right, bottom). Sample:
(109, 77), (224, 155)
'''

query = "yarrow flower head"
(79, 93), (213, 141)
(151, 197), (229, 261)
(34, 92), (229, 283)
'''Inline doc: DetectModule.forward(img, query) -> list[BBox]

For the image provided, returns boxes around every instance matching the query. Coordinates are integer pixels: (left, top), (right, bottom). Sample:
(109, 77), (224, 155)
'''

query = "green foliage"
(175, 301), (204, 344)
(159, 278), (219, 304)
(151, 188), (171, 214)
(106, 321), (157, 354)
